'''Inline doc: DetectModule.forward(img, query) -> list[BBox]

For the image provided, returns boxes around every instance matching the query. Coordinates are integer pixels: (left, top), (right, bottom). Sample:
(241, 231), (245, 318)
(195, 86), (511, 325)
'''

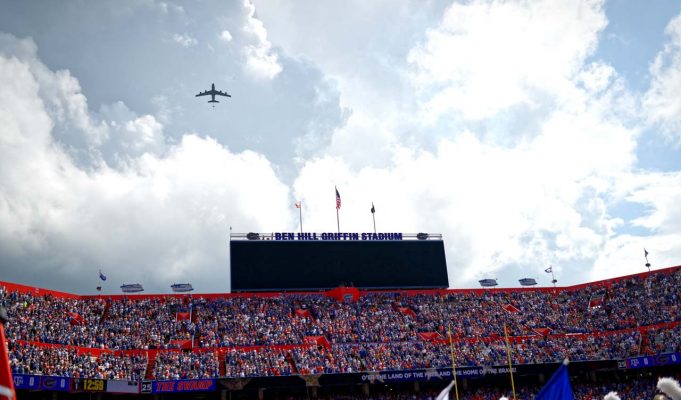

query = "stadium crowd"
(1, 268), (680, 381)
(7, 341), (146, 380)
(152, 350), (219, 380)
(224, 348), (294, 378)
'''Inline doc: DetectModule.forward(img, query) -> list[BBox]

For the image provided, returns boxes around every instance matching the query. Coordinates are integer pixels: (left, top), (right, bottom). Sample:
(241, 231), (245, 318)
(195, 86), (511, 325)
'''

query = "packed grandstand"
(2, 265), (680, 398)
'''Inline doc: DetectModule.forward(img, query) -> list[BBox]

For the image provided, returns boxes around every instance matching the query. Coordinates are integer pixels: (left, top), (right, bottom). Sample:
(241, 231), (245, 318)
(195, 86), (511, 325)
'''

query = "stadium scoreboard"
(230, 232), (449, 291)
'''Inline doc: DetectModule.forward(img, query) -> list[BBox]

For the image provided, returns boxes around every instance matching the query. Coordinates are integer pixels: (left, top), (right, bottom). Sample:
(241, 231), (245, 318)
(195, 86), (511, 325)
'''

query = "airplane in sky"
(195, 83), (231, 105)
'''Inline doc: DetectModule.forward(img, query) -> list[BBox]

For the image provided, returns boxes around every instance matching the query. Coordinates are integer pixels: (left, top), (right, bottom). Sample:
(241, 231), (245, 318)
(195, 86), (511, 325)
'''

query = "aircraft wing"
(195, 90), (211, 97)
(215, 90), (231, 97)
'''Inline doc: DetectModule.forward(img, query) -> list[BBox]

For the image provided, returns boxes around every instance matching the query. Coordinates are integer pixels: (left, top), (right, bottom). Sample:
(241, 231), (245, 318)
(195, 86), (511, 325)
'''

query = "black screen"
(230, 240), (449, 291)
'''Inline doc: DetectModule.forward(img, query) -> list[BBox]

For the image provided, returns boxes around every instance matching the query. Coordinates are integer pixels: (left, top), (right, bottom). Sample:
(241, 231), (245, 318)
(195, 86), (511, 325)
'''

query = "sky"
(1, 0), (680, 294)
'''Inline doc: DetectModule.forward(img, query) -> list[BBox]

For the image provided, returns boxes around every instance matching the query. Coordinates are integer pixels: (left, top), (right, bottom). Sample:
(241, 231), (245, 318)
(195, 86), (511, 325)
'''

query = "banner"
(12, 375), (40, 390)
(151, 379), (216, 393)
(12, 375), (70, 391)
(273, 232), (404, 241)
(106, 380), (140, 394)
(626, 352), (681, 369)
(359, 366), (517, 383)
(40, 376), (70, 392)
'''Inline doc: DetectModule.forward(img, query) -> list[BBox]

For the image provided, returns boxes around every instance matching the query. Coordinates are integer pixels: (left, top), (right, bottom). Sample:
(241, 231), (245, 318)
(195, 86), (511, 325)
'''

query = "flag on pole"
(336, 187), (341, 209)
(99, 269), (107, 281)
(435, 380), (455, 400)
(371, 202), (375, 214)
(644, 248), (649, 258)
(295, 201), (301, 209)
(534, 360), (574, 400)
(545, 267), (552, 273)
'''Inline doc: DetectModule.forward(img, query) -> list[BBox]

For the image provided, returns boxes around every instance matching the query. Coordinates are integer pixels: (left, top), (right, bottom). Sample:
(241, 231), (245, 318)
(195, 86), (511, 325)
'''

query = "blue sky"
(0, 0), (680, 293)
(599, 0), (680, 91)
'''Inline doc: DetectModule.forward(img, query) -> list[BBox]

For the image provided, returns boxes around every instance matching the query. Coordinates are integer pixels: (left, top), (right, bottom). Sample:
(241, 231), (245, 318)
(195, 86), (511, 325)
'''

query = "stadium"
(1, 232), (680, 399)
(5, 0), (681, 398)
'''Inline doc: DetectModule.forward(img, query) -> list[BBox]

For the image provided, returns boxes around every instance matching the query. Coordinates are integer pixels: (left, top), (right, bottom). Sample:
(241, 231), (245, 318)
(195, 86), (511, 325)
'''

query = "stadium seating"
(2, 267), (680, 381)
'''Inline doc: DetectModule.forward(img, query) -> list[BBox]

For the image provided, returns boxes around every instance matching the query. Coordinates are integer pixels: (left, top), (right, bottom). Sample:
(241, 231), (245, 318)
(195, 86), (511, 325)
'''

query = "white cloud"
(121, 115), (166, 154)
(0, 34), (290, 293)
(241, 0), (282, 80)
(294, 104), (638, 285)
(220, 30), (233, 42)
(408, 0), (607, 122)
(173, 33), (198, 47)
(0, 33), (109, 148)
(282, 1), (660, 286)
(644, 13), (681, 144)
(591, 171), (681, 280)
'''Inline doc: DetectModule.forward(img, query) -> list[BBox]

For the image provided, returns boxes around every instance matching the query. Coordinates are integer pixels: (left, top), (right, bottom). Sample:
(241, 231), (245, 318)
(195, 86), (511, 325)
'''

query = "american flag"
(295, 201), (301, 209)
(335, 187), (341, 209)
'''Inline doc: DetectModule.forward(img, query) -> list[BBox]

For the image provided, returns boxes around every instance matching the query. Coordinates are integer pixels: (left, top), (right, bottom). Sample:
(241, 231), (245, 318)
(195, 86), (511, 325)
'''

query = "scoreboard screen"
(230, 239), (448, 291)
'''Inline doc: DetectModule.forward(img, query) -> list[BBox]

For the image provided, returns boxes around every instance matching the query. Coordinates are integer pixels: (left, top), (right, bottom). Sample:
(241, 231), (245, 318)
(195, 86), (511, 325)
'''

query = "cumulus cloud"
(0, 33), (109, 150)
(294, 105), (637, 285)
(644, 13), (681, 144)
(283, 0), (666, 286)
(220, 30), (233, 42)
(408, 0), (607, 122)
(0, 34), (290, 293)
(591, 169), (681, 280)
(241, 0), (282, 80)
(172, 32), (198, 47)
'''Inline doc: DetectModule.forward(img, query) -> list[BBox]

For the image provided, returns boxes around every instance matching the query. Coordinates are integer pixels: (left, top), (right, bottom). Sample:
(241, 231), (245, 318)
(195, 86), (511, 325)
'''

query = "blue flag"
(98, 270), (107, 281)
(534, 363), (574, 400)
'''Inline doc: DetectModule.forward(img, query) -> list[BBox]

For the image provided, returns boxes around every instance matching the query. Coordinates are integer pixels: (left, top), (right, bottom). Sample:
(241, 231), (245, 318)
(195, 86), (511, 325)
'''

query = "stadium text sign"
(152, 379), (216, 393)
(273, 232), (403, 241)
(13, 375), (70, 391)
(360, 366), (517, 383)
(626, 352), (681, 369)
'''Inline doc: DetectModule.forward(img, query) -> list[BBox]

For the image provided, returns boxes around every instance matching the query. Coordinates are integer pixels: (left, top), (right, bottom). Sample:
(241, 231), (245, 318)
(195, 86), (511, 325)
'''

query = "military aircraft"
(195, 83), (231, 106)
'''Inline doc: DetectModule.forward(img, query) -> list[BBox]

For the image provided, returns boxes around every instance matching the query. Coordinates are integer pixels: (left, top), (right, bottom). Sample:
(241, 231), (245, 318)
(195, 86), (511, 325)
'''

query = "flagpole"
(447, 326), (460, 400)
(551, 267), (557, 290)
(644, 249), (651, 272)
(503, 323), (517, 400)
(299, 205), (303, 234)
(335, 186), (340, 234)
(371, 202), (376, 234)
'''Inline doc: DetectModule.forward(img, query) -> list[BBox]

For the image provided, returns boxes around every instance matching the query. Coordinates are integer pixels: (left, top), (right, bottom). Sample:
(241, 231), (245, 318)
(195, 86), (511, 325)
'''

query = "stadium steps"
(639, 332), (649, 355)
(191, 303), (198, 323)
(99, 300), (112, 324)
(287, 351), (299, 374)
(218, 350), (226, 376)
(145, 352), (157, 380)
